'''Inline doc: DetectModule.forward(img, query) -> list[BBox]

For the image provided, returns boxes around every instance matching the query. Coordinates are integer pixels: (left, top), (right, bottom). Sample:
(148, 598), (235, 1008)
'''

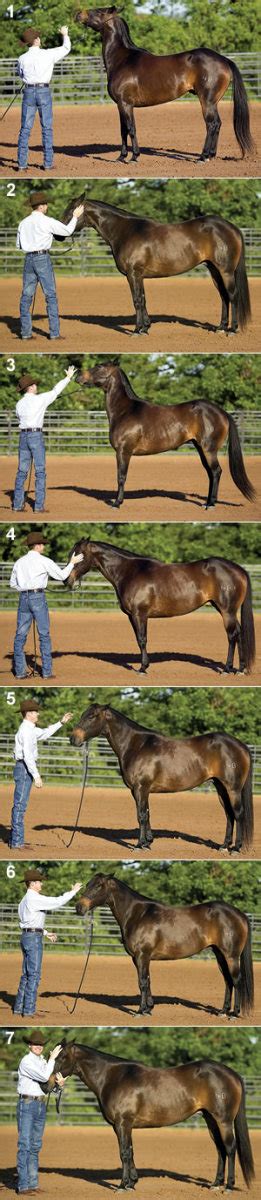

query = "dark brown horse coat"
(70, 704), (253, 851)
(66, 540), (256, 677)
(76, 872), (254, 1017)
(63, 196), (251, 335)
(76, 8), (253, 163)
(79, 362), (255, 508)
(45, 1042), (255, 1191)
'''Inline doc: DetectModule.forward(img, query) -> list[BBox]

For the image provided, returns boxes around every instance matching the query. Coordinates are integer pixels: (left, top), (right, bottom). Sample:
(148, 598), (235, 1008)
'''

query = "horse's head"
(76, 871), (110, 914)
(62, 192), (86, 231)
(70, 703), (106, 746)
(46, 1039), (76, 1094)
(67, 538), (92, 590)
(78, 361), (118, 388)
(76, 7), (121, 32)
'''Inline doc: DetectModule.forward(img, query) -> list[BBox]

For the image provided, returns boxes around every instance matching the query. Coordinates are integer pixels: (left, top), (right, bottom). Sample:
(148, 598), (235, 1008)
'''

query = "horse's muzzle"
(76, 897), (91, 914)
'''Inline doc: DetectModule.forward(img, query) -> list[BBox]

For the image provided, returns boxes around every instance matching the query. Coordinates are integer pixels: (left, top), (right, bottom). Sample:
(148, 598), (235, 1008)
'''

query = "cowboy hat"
(20, 699), (41, 716)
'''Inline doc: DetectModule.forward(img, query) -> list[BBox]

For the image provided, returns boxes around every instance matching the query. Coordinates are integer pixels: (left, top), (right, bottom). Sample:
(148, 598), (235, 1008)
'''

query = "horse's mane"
(73, 1042), (137, 1065)
(118, 367), (141, 402)
(91, 539), (162, 563)
(105, 704), (162, 737)
(108, 874), (163, 906)
(113, 15), (140, 51)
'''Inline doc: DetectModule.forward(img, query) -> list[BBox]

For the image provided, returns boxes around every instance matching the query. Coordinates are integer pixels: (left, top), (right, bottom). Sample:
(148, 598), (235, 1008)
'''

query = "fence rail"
(1, 563), (260, 611)
(1, 733), (261, 789)
(0, 227), (260, 276)
(1, 1072), (260, 1126)
(1, 902), (261, 959)
(1, 409), (261, 456)
(0, 53), (260, 104)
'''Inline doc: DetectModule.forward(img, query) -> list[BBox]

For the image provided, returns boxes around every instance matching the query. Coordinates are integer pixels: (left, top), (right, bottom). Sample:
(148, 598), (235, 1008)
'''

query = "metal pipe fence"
(1, 1071), (261, 1126)
(1, 409), (261, 456)
(1, 902), (261, 958)
(1, 734), (260, 789)
(0, 53), (260, 104)
(1, 563), (260, 611)
(0, 227), (260, 276)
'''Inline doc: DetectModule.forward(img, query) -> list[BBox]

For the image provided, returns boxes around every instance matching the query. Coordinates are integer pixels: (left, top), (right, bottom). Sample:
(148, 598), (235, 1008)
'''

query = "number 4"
(6, 527), (15, 541)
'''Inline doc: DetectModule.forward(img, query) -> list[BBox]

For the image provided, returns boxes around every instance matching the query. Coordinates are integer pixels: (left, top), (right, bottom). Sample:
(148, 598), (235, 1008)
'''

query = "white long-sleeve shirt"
(18, 885), (77, 932)
(10, 550), (73, 592)
(18, 1051), (56, 1097)
(17, 37), (71, 85)
(16, 211), (77, 253)
(14, 716), (62, 780)
(16, 375), (70, 430)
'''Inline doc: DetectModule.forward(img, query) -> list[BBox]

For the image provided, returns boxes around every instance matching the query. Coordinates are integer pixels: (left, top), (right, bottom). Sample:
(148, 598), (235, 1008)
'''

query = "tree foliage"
(1, 1025), (260, 1076)
(2, 520), (260, 563)
(0, 178), (259, 228)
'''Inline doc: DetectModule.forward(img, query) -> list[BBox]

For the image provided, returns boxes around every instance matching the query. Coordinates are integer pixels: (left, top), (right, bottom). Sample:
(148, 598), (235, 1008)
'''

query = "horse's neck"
(102, 22), (132, 73)
(91, 544), (126, 589)
(85, 203), (125, 251)
(106, 878), (137, 928)
(104, 707), (136, 759)
(105, 371), (133, 422)
(77, 1047), (119, 1097)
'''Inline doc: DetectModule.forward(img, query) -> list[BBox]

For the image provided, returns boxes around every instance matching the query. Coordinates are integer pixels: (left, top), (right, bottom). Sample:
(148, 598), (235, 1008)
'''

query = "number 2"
(7, 183), (15, 197)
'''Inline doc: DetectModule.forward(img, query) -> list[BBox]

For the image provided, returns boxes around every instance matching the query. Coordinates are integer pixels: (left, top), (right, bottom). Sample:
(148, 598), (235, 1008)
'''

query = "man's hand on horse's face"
(55, 1072), (66, 1087)
(73, 204), (85, 220)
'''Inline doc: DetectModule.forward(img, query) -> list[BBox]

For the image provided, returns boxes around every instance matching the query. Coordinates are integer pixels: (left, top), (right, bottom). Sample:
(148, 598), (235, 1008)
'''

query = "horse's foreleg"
(133, 782), (151, 848)
(126, 268), (151, 334)
(199, 96), (221, 160)
(128, 609), (149, 671)
(115, 1121), (135, 1190)
(135, 951), (153, 1014)
(118, 107), (129, 161)
(113, 448), (131, 506)
(129, 1138), (138, 1185)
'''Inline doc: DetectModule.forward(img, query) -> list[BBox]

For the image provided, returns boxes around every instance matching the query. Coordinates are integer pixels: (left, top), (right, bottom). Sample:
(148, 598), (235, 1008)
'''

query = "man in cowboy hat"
(10, 531), (83, 680)
(13, 364), (76, 513)
(17, 1030), (65, 1193)
(10, 698), (73, 849)
(16, 191), (84, 341)
(14, 869), (82, 1016)
(17, 26), (71, 171)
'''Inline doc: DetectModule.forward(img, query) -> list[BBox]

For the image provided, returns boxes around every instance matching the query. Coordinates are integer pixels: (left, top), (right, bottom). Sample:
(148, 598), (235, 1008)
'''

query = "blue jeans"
(20, 252), (60, 339)
(11, 761), (33, 847)
(14, 591), (52, 679)
(14, 931), (43, 1015)
(18, 84), (53, 168)
(13, 430), (46, 511)
(17, 1096), (47, 1191)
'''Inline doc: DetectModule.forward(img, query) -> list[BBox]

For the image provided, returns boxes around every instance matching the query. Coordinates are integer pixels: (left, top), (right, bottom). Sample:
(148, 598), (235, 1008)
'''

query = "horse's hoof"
(117, 154), (128, 163)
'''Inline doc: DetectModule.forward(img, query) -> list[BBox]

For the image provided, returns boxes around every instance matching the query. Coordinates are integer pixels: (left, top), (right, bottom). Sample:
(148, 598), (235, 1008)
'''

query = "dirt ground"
(1, 953), (260, 1028)
(0, 611), (260, 688)
(0, 101), (260, 178)
(1, 454), (260, 524)
(0, 277), (260, 354)
(1, 784), (260, 861)
(1, 614), (259, 691)
(1, 1126), (261, 1198)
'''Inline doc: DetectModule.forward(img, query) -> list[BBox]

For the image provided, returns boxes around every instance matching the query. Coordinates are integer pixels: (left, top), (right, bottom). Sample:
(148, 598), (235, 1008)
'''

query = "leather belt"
(22, 427), (42, 432)
(27, 249), (49, 255)
(25, 83), (49, 88)
(19, 1094), (47, 1102)
(21, 927), (44, 934)
(20, 588), (45, 594)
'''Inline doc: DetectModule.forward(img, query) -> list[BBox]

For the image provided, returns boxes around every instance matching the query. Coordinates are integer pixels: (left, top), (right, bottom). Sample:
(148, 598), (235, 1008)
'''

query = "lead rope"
(65, 909), (94, 1016)
(66, 744), (89, 850)
(0, 82), (25, 121)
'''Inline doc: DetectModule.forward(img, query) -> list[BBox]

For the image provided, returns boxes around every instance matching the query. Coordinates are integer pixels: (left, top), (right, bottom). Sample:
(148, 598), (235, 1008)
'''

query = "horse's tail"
(235, 236), (251, 330)
(241, 749), (254, 849)
(240, 916), (254, 1014)
(227, 59), (254, 157)
(240, 572), (256, 673)
(234, 1079), (255, 1187)
(228, 414), (256, 501)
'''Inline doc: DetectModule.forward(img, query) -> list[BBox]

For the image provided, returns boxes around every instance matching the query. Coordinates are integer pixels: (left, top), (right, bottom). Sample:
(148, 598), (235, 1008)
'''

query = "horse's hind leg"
(220, 610), (241, 673)
(215, 1123), (236, 1192)
(203, 1111), (226, 1187)
(220, 271), (239, 334)
(198, 96), (221, 160)
(195, 441), (222, 507)
(206, 262), (229, 331)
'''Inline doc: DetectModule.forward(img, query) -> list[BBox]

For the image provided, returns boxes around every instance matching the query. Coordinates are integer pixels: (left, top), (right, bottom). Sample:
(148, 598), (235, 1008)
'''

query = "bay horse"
(76, 8), (254, 163)
(45, 1041), (255, 1192)
(62, 194), (251, 336)
(79, 362), (255, 508)
(70, 704), (253, 851)
(76, 872), (254, 1018)
(66, 540), (256, 676)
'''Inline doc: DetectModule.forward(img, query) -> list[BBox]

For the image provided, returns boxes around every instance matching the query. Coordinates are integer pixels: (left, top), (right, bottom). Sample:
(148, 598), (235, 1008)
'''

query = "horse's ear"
(61, 1038), (67, 1048)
